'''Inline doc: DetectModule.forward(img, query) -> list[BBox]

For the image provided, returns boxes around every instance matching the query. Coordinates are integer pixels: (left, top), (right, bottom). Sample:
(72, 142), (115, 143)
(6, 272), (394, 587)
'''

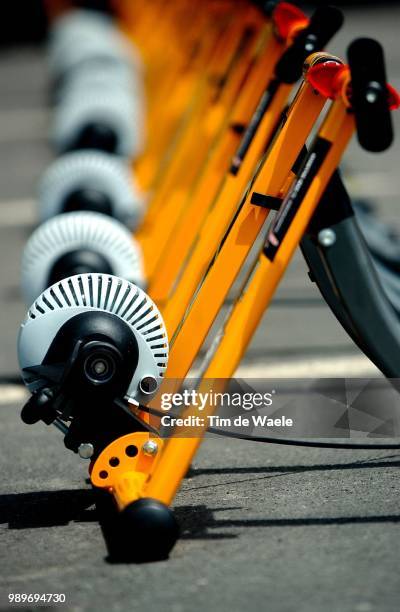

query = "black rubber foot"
(107, 498), (179, 563)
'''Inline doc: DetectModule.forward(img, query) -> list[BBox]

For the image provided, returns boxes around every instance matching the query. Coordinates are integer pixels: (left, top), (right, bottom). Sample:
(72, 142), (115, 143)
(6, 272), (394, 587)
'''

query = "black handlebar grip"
(347, 38), (393, 152)
(275, 6), (344, 84)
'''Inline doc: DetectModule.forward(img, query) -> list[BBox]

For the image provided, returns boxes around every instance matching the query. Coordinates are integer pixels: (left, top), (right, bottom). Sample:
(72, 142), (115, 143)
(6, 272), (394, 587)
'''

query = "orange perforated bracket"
(91, 432), (164, 510)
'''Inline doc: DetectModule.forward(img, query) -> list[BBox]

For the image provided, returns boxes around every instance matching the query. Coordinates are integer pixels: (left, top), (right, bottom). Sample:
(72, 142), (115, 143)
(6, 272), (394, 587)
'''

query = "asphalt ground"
(1, 4), (400, 612)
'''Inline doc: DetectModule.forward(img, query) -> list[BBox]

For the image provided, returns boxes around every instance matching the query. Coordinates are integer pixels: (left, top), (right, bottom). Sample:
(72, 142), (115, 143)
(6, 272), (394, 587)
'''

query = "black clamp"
(250, 192), (282, 210)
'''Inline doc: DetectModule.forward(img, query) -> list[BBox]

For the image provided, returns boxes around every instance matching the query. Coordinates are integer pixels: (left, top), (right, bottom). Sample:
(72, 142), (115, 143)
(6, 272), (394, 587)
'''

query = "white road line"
(236, 355), (381, 378)
(192, 354), (382, 379)
(0, 198), (35, 226)
(0, 385), (28, 405)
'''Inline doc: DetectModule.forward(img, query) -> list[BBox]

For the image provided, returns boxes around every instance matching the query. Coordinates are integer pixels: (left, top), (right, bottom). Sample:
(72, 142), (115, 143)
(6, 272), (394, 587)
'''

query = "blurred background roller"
(37, 150), (145, 228)
(48, 8), (143, 84)
(52, 87), (144, 157)
(21, 211), (146, 306)
(54, 60), (143, 105)
(48, 8), (145, 156)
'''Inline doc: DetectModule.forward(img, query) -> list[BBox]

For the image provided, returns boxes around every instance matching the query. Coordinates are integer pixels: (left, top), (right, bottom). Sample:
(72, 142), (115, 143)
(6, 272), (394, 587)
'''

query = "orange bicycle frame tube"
(148, 6), (315, 302)
(203, 102), (354, 381)
(165, 78), (328, 380)
(147, 29), (286, 301)
(156, 78), (292, 324)
(160, 64), (329, 342)
(134, 4), (238, 191)
(137, 6), (266, 274)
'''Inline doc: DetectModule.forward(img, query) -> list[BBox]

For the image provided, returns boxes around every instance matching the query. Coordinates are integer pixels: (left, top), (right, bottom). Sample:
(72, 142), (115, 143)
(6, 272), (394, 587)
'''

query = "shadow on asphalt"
(0, 489), (96, 529)
(2, 484), (400, 566)
(0, 375), (24, 385)
(187, 456), (400, 478)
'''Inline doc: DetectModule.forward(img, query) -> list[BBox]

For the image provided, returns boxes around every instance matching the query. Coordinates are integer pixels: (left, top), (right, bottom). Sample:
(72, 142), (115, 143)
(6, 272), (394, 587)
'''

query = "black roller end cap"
(109, 498), (180, 563)
(63, 188), (113, 217)
(67, 122), (118, 154)
(48, 249), (113, 286)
